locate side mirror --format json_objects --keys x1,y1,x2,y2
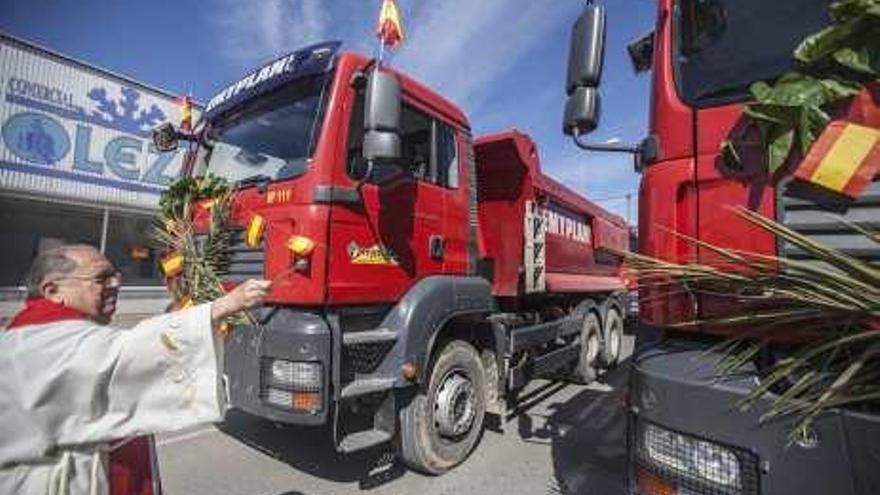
[
  {"x1": 152, "y1": 123, "x2": 180, "y2": 153},
  {"x1": 565, "y1": 4, "x2": 607, "y2": 95},
  {"x1": 363, "y1": 69, "x2": 401, "y2": 162},
  {"x1": 563, "y1": 87, "x2": 601, "y2": 136}
]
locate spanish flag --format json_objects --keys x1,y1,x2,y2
[
  {"x1": 795, "y1": 121, "x2": 880, "y2": 199},
  {"x1": 179, "y1": 94, "x2": 193, "y2": 132},
  {"x1": 161, "y1": 252, "x2": 184, "y2": 277},
  {"x1": 245, "y1": 214, "x2": 266, "y2": 248},
  {"x1": 376, "y1": 0, "x2": 404, "y2": 49}
]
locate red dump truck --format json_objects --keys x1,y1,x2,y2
[{"x1": 154, "y1": 44, "x2": 629, "y2": 473}]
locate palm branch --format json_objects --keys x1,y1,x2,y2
[
  {"x1": 153, "y1": 175, "x2": 256, "y2": 328},
  {"x1": 622, "y1": 207, "x2": 879, "y2": 442}
]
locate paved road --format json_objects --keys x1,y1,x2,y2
[{"x1": 157, "y1": 338, "x2": 633, "y2": 495}]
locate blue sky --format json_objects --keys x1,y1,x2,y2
[{"x1": 0, "y1": 0, "x2": 655, "y2": 223}]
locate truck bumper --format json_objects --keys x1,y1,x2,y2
[
  {"x1": 628, "y1": 331, "x2": 880, "y2": 495},
  {"x1": 224, "y1": 308, "x2": 332, "y2": 426}
]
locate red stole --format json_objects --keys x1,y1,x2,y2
[{"x1": 6, "y1": 298, "x2": 158, "y2": 495}]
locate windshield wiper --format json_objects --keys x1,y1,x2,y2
[{"x1": 235, "y1": 174, "x2": 273, "y2": 193}]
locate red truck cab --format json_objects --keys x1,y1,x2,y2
[{"x1": 563, "y1": 1, "x2": 880, "y2": 494}]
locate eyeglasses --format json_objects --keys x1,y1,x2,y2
[{"x1": 55, "y1": 269, "x2": 122, "y2": 286}]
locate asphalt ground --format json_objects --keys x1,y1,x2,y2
[{"x1": 156, "y1": 336, "x2": 634, "y2": 495}]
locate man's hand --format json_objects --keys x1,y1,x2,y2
[{"x1": 210, "y1": 279, "x2": 271, "y2": 323}]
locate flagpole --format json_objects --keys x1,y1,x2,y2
[{"x1": 377, "y1": 0, "x2": 385, "y2": 66}]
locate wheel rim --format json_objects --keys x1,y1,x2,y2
[
  {"x1": 608, "y1": 314, "x2": 622, "y2": 360},
  {"x1": 433, "y1": 370, "x2": 477, "y2": 438},
  {"x1": 585, "y1": 329, "x2": 600, "y2": 364}
]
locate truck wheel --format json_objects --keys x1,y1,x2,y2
[
  {"x1": 398, "y1": 340, "x2": 487, "y2": 474},
  {"x1": 599, "y1": 307, "x2": 624, "y2": 368},
  {"x1": 575, "y1": 312, "x2": 601, "y2": 384}
]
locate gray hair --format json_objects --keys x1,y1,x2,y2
[{"x1": 24, "y1": 244, "x2": 94, "y2": 297}]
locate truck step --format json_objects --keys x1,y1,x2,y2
[
  {"x1": 343, "y1": 328, "x2": 399, "y2": 346},
  {"x1": 341, "y1": 378, "x2": 396, "y2": 399},
  {"x1": 338, "y1": 429, "x2": 392, "y2": 453}
]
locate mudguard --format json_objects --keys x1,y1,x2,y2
[{"x1": 374, "y1": 276, "x2": 495, "y2": 386}]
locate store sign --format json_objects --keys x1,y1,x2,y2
[{"x1": 0, "y1": 40, "x2": 190, "y2": 207}]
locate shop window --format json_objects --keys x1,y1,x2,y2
[
  {"x1": 0, "y1": 196, "x2": 103, "y2": 286},
  {"x1": 104, "y1": 212, "x2": 163, "y2": 286},
  {"x1": 0, "y1": 196, "x2": 162, "y2": 287}
]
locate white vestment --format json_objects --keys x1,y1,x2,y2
[{"x1": 0, "y1": 304, "x2": 226, "y2": 495}]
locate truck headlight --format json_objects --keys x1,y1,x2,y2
[
  {"x1": 639, "y1": 422, "x2": 743, "y2": 491},
  {"x1": 267, "y1": 359, "x2": 322, "y2": 390},
  {"x1": 262, "y1": 359, "x2": 323, "y2": 413}
]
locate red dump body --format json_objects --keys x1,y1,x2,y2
[{"x1": 474, "y1": 130, "x2": 629, "y2": 297}]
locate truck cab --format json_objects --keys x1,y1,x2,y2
[
  {"x1": 562, "y1": 1, "x2": 880, "y2": 494},
  {"x1": 191, "y1": 42, "x2": 472, "y2": 307}
]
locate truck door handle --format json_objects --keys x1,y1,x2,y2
[{"x1": 429, "y1": 235, "x2": 444, "y2": 260}]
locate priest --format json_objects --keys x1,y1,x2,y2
[{"x1": 0, "y1": 244, "x2": 270, "y2": 495}]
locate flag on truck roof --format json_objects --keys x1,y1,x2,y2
[
  {"x1": 795, "y1": 121, "x2": 880, "y2": 199},
  {"x1": 179, "y1": 94, "x2": 193, "y2": 132},
  {"x1": 376, "y1": 0, "x2": 404, "y2": 49}
]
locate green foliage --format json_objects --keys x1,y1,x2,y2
[
  {"x1": 724, "y1": 0, "x2": 880, "y2": 175},
  {"x1": 158, "y1": 174, "x2": 230, "y2": 220}
]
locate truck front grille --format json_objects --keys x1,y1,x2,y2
[
  {"x1": 224, "y1": 228, "x2": 265, "y2": 282},
  {"x1": 629, "y1": 415, "x2": 762, "y2": 495},
  {"x1": 780, "y1": 178, "x2": 880, "y2": 263},
  {"x1": 342, "y1": 340, "x2": 395, "y2": 375}
]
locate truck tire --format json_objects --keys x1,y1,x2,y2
[
  {"x1": 398, "y1": 340, "x2": 487, "y2": 475},
  {"x1": 599, "y1": 306, "x2": 624, "y2": 368},
  {"x1": 575, "y1": 312, "x2": 601, "y2": 384}
]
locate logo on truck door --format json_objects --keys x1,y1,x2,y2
[
  {"x1": 347, "y1": 241, "x2": 399, "y2": 265},
  {"x1": 540, "y1": 205, "x2": 592, "y2": 245}
]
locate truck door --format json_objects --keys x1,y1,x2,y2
[
  {"x1": 680, "y1": 0, "x2": 831, "y2": 313},
  {"x1": 327, "y1": 87, "x2": 462, "y2": 304}
]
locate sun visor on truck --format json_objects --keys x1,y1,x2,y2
[{"x1": 203, "y1": 41, "x2": 341, "y2": 121}]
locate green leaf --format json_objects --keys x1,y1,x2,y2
[
  {"x1": 798, "y1": 105, "x2": 832, "y2": 155},
  {"x1": 796, "y1": 25, "x2": 850, "y2": 64},
  {"x1": 750, "y1": 81, "x2": 774, "y2": 101},
  {"x1": 833, "y1": 42, "x2": 880, "y2": 75},
  {"x1": 721, "y1": 140, "x2": 742, "y2": 169},
  {"x1": 830, "y1": 0, "x2": 880, "y2": 23},
  {"x1": 767, "y1": 127, "x2": 795, "y2": 174}
]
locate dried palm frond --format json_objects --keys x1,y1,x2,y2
[
  {"x1": 153, "y1": 175, "x2": 255, "y2": 327},
  {"x1": 622, "y1": 207, "x2": 879, "y2": 442}
]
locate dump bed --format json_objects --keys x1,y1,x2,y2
[{"x1": 474, "y1": 130, "x2": 628, "y2": 297}]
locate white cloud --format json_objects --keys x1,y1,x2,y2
[
  {"x1": 393, "y1": 0, "x2": 576, "y2": 113},
  {"x1": 206, "y1": 0, "x2": 576, "y2": 114},
  {"x1": 209, "y1": 0, "x2": 329, "y2": 70},
  {"x1": 541, "y1": 147, "x2": 641, "y2": 223}
]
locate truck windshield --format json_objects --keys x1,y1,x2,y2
[
  {"x1": 675, "y1": 0, "x2": 832, "y2": 106},
  {"x1": 198, "y1": 75, "x2": 329, "y2": 183}
]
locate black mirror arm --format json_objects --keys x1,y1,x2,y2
[
  {"x1": 571, "y1": 130, "x2": 640, "y2": 154},
  {"x1": 356, "y1": 160, "x2": 375, "y2": 192}
]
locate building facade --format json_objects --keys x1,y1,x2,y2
[{"x1": 0, "y1": 33, "x2": 195, "y2": 325}]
